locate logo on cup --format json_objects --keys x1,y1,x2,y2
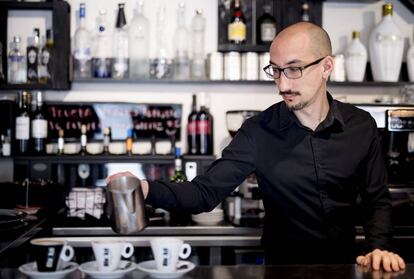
[
  {"x1": 103, "y1": 248, "x2": 110, "y2": 267},
  {"x1": 162, "y1": 248, "x2": 169, "y2": 266},
  {"x1": 46, "y1": 247, "x2": 55, "y2": 268}
]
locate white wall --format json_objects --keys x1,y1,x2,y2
[{"x1": 6, "y1": 0, "x2": 414, "y2": 156}]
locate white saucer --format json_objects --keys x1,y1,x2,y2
[
  {"x1": 136, "y1": 260, "x2": 195, "y2": 279},
  {"x1": 79, "y1": 260, "x2": 136, "y2": 279},
  {"x1": 18, "y1": 262, "x2": 78, "y2": 279}
]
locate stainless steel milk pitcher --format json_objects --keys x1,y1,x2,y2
[{"x1": 106, "y1": 176, "x2": 148, "y2": 234}]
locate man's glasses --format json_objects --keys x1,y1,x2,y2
[{"x1": 263, "y1": 57, "x2": 326, "y2": 80}]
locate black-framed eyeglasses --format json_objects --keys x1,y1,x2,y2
[{"x1": 263, "y1": 57, "x2": 326, "y2": 80}]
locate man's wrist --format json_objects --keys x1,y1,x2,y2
[{"x1": 141, "y1": 180, "x2": 149, "y2": 199}]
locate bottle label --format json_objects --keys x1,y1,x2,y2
[
  {"x1": 228, "y1": 22, "x2": 246, "y2": 41},
  {"x1": 41, "y1": 49, "x2": 51, "y2": 66},
  {"x1": 187, "y1": 121, "x2": 197, "y2": 135},
  {"x1": 197, "y1": 120, "x2": 211, "y2": 134},
  {"x1": 261, "y1": 23, "x2": 276, "y2": 42},
  {"x1": 28, "y1": 49, "x2": 38, "y2": 65},
  {"x1": 73, "y1": 48, "x2": 91, "y2": 60},
  {"x1": 31, "y1": 119, "x2": 48, "y2": 138},
  {"x1": 16, "y1": 116, "x2": 30, "y2": 140}
]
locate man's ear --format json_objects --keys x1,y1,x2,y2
[{"x1": 322, "y1": 56, "x2": 334, "y2": 80}]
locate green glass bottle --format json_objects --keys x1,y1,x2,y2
[{"x1": 170, "y1": 147, "x2": 187, "y2": 182}]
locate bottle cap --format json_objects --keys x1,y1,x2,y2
[
  {"x1": 352, "y1": 31, "x2": 360, "y2": 39},
  {"x1": 383, "y1": 3, "x2": 393, "y2": 16},
  {"x1": 127, "y1": 128, "x2": 134, "y2": 138},
  {"x1": 175, "y1": 146, "x2": 181, "y2": 157}
]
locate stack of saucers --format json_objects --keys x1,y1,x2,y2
[{"x1": 191, "y1": 208, "x2": 224, "y2": 226}]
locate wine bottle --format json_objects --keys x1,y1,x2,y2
[
  {"x1": 196, "y1": 92, "x2": 213, "y2": 155},
  {"x1": 31, "y1": 91, "x2": 47, "y2": 154},
  {"x1": 228, "y1": 0, "x2": 246, "y2": 44},
  {"x1": 187, "y1": 94, "x2": 198, "y2": 155},
  {"x1": 257, "y1": 5, "x2": 276, "y2": 44},
  {"x1": 15, "y1": 91, "x2": 31, "y2": 155},
  {"x1": 103, "y1": 127, "x2": 111, "y2": 154}
]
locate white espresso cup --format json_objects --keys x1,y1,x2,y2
[
  {"x1": 91, "y1": 240, "x2": 134, "y2": 272},
  {"x1": 150, "y1": 237, "x2": 191, "y2": 272}
]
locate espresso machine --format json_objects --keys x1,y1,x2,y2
[{"x1": 224, "y1": 110, "x2": 265, "y2": 227}]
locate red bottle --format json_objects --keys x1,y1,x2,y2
[{"x1": 196, "y1": 93, "x2": 213, "y2": 155}]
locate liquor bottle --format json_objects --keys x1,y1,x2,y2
[
  {"x1": 80, "y1": 124, "x2": 87, "y2": 155},
  {"x1": 126, "y1": 128, "x2": 133, "y2": 155},
  {"x1": 407, "y1": 41, "x2": 414, "y2": 82},
  {"x1": 103, "y1": 127, "x2": 111, "y2": 154},
  {"x1": 57, "y1": 129, "x2": 64, "y2": 155},
  {"x1": 0, "y1": 41, "x2": 4, "y2": 82},
  {"x1": 1, "y1": 130, "x2": 11, "y2": 157},
  {"x1": 173, "y1": 2, "x2": 191, "y2": 80},
  {"x1": 27, "y1": 28, "x2": 40, "y2": 83},
  {"x1": 31, "y1": 91, "x2": 47, "y2": 154},
  {"x1": 150, "y1": 5, "x2": 173, "y2": 79},
  {"x1": 196, "y1": 92, "x2": 213, "y2": 155},
  {"x1": 191, "y1": 10, "x2": 206, "y2": 80},
  {"x1": 129, "y1": 0, "x2": 150, "y2": 79},
  {"x1": 38, "y1": 29, "x2": 53, "y2": 84},
  {"x1": 228, "y1": 0, "x2": 246, "y2": 44},
  {"x1": 187, "y1": 94, "x2": 198, "y2": 155},
  {"x1": 15, "y1": 91, "x2": 31, "y2": 155},
  {"x1": 73, "y1": 3, "x2": 92, "y2": 79},
  {"x1": 170, "y1": 146, "x2": 187, "y2": 182},
  {"x1": 7, "y1": 36, "x2": 26, "y2": 84},
  {"x1": 369, "y1": 3, "x2": 404, "y2": 82},
  {"x1": 113, "y1": 3, "x2": 129, "y2": 79},
  {"x1": 301, "y1": 1, "x2": 310, "y2": 22},
  {"x1": 92, "y1": 10, "x2": 112, "y2": 78},
  {"x1": 257, "y1": 5, "x2": 276, "y2": 44},
  {"x1": 345, "y1": 31, "x2": 367, "y2": 82}
]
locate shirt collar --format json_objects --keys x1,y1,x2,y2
[{"x1": 264, "y1": 92, "x2": 345, "y2": 132}]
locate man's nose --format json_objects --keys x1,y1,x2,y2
[{"x1": 276, "y1": 72, "x2": 291, "y2": 92}]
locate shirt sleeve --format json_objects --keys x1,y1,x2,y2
[
  {"x1": 360, "y1": 117, "x2": 393, "y2": 252},
  {"x1": 146, "y1": 126, "x2": 257, "y2": 214}
]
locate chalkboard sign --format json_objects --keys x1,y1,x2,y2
[{"x1": 45, "y1": 103, "x2": 182, "y2": 140}]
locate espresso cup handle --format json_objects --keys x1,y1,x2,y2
[
  {"x1": 179, "y1": 243, "x2": 191, "y2": 259},
  {"x1": 121, "y1": 243, "x2": 134, "y2": 258},
  {"x1": 60, "y1": 245, "x2": 74, "y2": 262}
]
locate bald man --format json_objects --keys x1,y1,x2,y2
[{"x1": 108, "y1": 22, "x2": 405, "y2": 271}]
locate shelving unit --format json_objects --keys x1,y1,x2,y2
[{"x1": 0, "y1": 0, "x2": 71, "y2": 90}]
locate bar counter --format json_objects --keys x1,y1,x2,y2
[{"x1": 1, "y1": 263, "x2": 414, "y2": 279}]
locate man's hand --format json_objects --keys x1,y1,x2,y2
[
  {"x1": 106, "y1": 171, "x2": 149, "y2": 199},
  {"x1": 356, "y1": 249, "x2": 405, "y2": 272}
]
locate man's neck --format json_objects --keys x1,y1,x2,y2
[{"x1": 293, "y1": 93, "x2": 330, "y2": 131}]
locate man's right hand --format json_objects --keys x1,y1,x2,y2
[{"x1": 106, "y1": 171, "x2": 150, "y2": 199}]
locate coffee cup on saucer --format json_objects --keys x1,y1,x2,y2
[
  {"x1": 150, "y1": 237, "x2": 191, "y2": 272},
  {"x1": 30, "y1": 238, "x2": 74, "y2": 272},
  {"x1": 91, "y1": 240, "x2": 134, "y2": 272}
]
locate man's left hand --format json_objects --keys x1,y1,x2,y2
[{"x1": 356, "y1": 249, "x2": 405, "y2": 272}]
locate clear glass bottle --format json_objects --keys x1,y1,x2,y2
[
  {"x1": 129, "y1": 0, "x2": 150, "y2": 79},
  {"x1": 191, "y1": 10, "x2": 206, "y2": 80},
  {"x1": 27, "y1": 28, "x2": 40, "y2": 83},
  {"x1": 92, "y1": 10, "x2": 112, "y2": 78},
  {"x1": 38, "y1": 29, "x2": 53, "y2": 84},
  {"x1": 73, "y1": 3, "x2": 92, "y2": 79},
  {"x1": 408, "y1": 41, "x2": 414, "y2": 82},
  {"x1": 8, "y1": 36, "x2": 26, "y2": 84},
  {"x1": 228, "y1": 0, "x2": 246, "y2": 44},
  {"x1": 369, "y1": 3, "x2": 404, "y2": 82},
  {"x1": 112, "y1": 3, "x2": 129, "y2": 79},
  {"x1": 257, "y1": 5, "x2": 276, "y2": 44},
  {"x1": 345, "y1": 31, "x2": 367, "y2": 82},
  {"x1": 80, "y1": 124, "x2": 87, "y2": 155},
  {"x1": 150, "y1": 5, "x2": 173, "y2": 79},
  {"x1": 173, "y1": 2, "x2": 190, "y2": 80}
]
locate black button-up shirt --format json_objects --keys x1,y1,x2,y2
[{"x1": 147, "y1": 93, "x2": 392, "y2": 264}]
